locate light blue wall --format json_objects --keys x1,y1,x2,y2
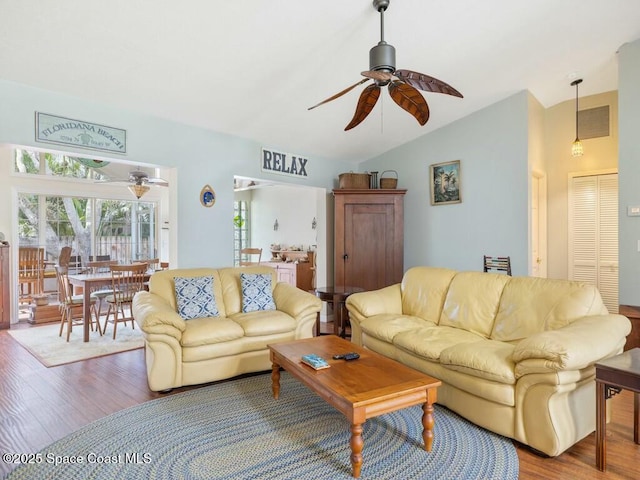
[
  {"x1": 0, "y1": 80, "x2": 353, "y2": 268},
  {"x1": 361, "y1": 92, "x2": 530, "y2": 275},
  {"x1": 619, "y1": 39, "x2": 640, "y2": 305}
]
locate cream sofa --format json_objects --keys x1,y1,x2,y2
[
  {"x1": 346, "y1": 266, "x2": 632, "y2": 456},
  {"x1": 132, "y1": 266, "x2": 321, "y2": 392}
]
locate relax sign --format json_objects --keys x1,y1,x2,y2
[{"x1": 261, "y1": 148, "x2": 308, "y2": 178}]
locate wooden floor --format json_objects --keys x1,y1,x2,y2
[{"x1": 1, "y1": 323, "x2": 638, "y2": 478}]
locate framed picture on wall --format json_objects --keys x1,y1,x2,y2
[{"x1": 430, "y1": 160, "x2": 461, "y2": 205}]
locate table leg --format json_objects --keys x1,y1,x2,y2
[
  {"x1": 596, "y1": 380, "x2": 606, "y2": 471},
  {"x1": 350, "y1": 423, "x2": 363, "y2": 478},
  {"x1": 422, "y1": 401, "x2": 435, "y2": 452},
  {"x1": 83, "y1": 285, "x2": 91, "y2": 342},
  {"x1": 331, "y1": 296, "x2": 340, "y2": 336},
  {"x1": 271, "y1": 363, "x2": 281, "y2": 400},
  {"x1": 634, "y1": 391, "x2": 639, "y2": 445}
]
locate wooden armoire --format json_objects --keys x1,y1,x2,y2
[
  {"x1": 0, "y1": 244, "x2": 9, "y2": 329},
  {"x1": 333, "y1": 189, "x2": 406, "y2": 291}
]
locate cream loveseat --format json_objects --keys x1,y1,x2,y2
[
  {"x1": 132, "y1": 266, "x2": 321, "y2": 392},
  {"x1": 346, "y1": 266, "x2": 632, "y2": 456}
]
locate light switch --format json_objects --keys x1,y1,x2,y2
[{"x1": 628, "y1": 206, "x2": 640, "y2": 216}]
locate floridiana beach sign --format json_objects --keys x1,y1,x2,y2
[{"x1": 35, "y1": 112, "x2": 127, "y2": 154}]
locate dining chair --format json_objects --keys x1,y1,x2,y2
[
  {"x1": 483, "y1": 255, "x2": 512, "y2": 276},
  {"x1": 55, "y1": 265, "x2": 101, "y2": 341},
  {"x1": 87, "y1": 259, "x2": 119, "y2": 320},
  {"x1": 240, "y1": 247, "x2": 262, "y2": 266},
  {"x1": 18, "y1": 247, "x2": 45, "y2": 301},
  {"x1": 103, "y1": 263, "x2": 148, "y2": 339}
]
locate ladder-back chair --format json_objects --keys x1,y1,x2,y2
[
  {"x1": 18, "y1": 247, "x2": 45, "y2": 300},
  {"x1": 483, "y1": 256, "x2": 512, "y2": 276},
  {"x1": 55, "y1": 265, "x2": 101, "y2": 341},
  {"x1": 240, "y1": 248, "x2": 262, "y2": 266},
  {"x1": 103, "y1": 263, "x2": 148, "y2": 339},
  {"x1": 87, "y1": 259, "x2": 119, "y2": 320}
]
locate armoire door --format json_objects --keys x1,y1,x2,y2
[{"x1": 334, "y1": 190, "x2": 406, "y2": 291}]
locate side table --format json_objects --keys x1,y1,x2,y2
[
  {"x1": 313, "y1": 286, "x2": 364, "y2": 338},
  {"x1": 595, "y1": 347, "x2": 640, "y2": 471}
]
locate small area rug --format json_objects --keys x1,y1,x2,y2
[
  {"x1": 7, "y1": 323, "x2": 144, "y2": 367},
  {"x1": 5, "y1": 373, "x2": 518, "y2": 480}
]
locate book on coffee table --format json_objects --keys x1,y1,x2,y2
[{"x1": 301, "y1": 353, "x2": 330, "y2": 370}]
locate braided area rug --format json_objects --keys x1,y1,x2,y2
[{"x1": 4, "y1": 372, "x2": 518, "y2": 480}]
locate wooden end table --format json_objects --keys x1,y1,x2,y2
[
  {"x1": 269, "y1": 335, "x2": 441, "y2": 478},
  {"x1": 313, "y1": 286, "x2": 364, "y2": 338},
  {"x1": 595, "y1": 348, "x2": 640, "y2": 471}
]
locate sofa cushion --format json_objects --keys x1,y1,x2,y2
[
  {"x1": 400, "y1": 267, "x2": 457, "y2": 323},
  {"x1": 439, "y1": 340, "x2": 516, "y2": 384},
  {"x1": 149, "y1": 268, "x2": 226, "y2": 317},
  {"x1": 230, "y1": 310, "x2": 297, "y2": 337},
  {"x1": 393, "y1": 326, "x2": 485, "y2": 361},
  {"x1": 219, "y1": 266, "x2": 277, "y2": 316},
  {"x1": 180, "y1": 316, "x2": 245, "y2": 347},
  {"x1": 359, "y1": 314, "x2": 435, "y2": 344},
  {"x1": 439, "y1": 272, "x2": 509, "y2": 338},
  {"x1": 174, "y1": 275, "x2": 219, "y2": 320},
  {"x1": 240, "y1": 273, "x2": 276, "y2": 312},
  {"x1": 491, "y1": 276, "x2": 608, "y2": 342}
]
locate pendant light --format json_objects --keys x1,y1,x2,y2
[
  {"x1": 128, "y1": 183, "x2": 150, "y2": 199},
  {"x1": 570, "y1": 78, "x2": 583, "y2": 157}
]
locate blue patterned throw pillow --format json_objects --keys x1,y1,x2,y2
[
  {"x1": 240, "y1": 273, "x2": 276, "y2": 313},
  {"x1": 174, "y1": 276, "x2": 219, "y2": 320}
]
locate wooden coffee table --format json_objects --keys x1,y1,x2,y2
[
  {"x1": 595, "y1": 348, "x2": 640, "y2": 471},
  {"x1": 268, "y1": 335, "x2": 441, "y2": 478}
]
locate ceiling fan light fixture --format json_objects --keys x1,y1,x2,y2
[
  {"x1": 369, "y1": 42, "x2": 396, "y2": 73},
  {"x1": 128, "y1": 184, "x2": 150, "y2": 199}
]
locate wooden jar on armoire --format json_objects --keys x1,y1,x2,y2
[{"x1": 333, "y1": 189, "x2": 407, "y2": 291}]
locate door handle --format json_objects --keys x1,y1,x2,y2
[{"x1": 343, "y1": 254, "x2": 349, "y2": 260}]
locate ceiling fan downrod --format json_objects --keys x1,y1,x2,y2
[{"x1": 369, "y1": 0, "x2": 395, "y2": 75}]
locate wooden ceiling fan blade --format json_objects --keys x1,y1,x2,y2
[
  {"x1": 388, "y1": 80, "x2": 430, "y2": 126},
  {"x1": 361, "y1": 70, "x2": 394, "y2": 82},
  {"x1": 344, "y1": 84, "x2": 381, "y2": 131},
  {"x1": 145, "y1": 178, "x2": 169, "y2": 187},
  {"x1": 395, "y1": 69, "x2": 463, "y2": 98},
  {"x1": 308, "y1": 78, "x2": 370, "y2": 110}
]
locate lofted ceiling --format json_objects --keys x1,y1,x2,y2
[{"x1": 1, "y1": 1, "x2": 640, "y2": 163}]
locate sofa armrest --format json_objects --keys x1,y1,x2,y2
[
  {"x1": 513, "y1": 314, "x2": 632, "y2": 371},
  {"x1": 273, "y1": 283, "x2": 322, "y2": 320},
  {"x1": 133, "y1": 291, "x2": 186, "y2": 341},
  {"x1": 346, "y1": 284, "x2": 402, "y2": 321}
]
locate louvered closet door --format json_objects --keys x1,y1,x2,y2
[{"x1": 569, "y1": 173, "x2": 618, "y2": 313}]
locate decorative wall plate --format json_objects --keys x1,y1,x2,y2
[{"x1": 200, "y1": 185, "x2": 216, "y2": 207}]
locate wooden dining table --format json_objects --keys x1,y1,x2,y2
[{"x1": 67, "y1": 270, "x2": 151, "y2": 342}]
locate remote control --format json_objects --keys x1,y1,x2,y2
[{"x1": 333, "y1": 352, "x2": 360, "y2": 361}]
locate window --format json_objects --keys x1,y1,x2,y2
[
  {"x1": 18, "y1": 194, "x2": 157, "y2": 265},
  {"x1": 15, "y1": 149, "x2": 159, "y2": 266},
  {"x1": 233, "y1": 200, "x2": 249, "y2": 266}
]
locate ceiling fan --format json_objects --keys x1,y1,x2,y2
[
  {"x1": 97, "y1": 169, "x2": 168, "y2": 199},
  {"x1": 308, "y1": 0, "x2": 463, "y2": 131}
]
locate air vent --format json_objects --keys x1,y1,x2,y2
[{"x1": 578, "y1": 105, "x2": 610, "y2": 139}]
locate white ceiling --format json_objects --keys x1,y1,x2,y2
[{"x1": 2, "y1": 0, "x2": 640, "y2": 163}]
